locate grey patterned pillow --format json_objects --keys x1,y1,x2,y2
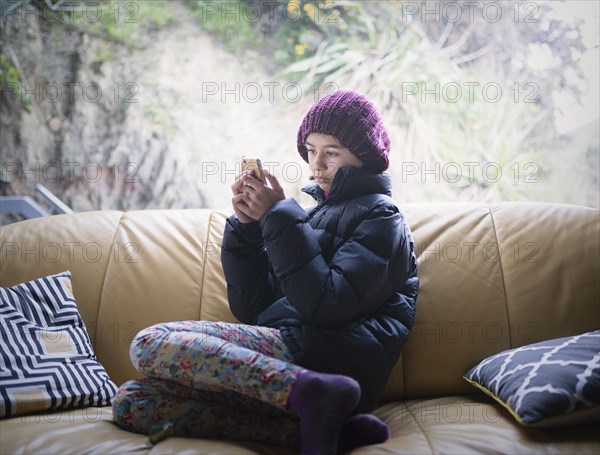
[{"x1": 464, "y1": 330, "x2": 600, "y2": 428}]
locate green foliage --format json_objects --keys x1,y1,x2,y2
[
  {"x1": 0, "y1": 55, "x2": 31, "y2": 111},
  {"x1": 187, "y1": 0, "x2": 355, "y2": 69},
  {"x1": 2, "y1": 1, "x2": 179, "y2": 47},
  {"x1": 144, "y1": 97, "x2": 178, "y2": 138},
  {"x1": 89, "y1": 47, "x2": 115, "y2": 72},
  {"x1": 277, "y1": 0, "x2": 595, "y2": 205},
  {"x1": 189, "y1": 0, "x2": 261, "y2": 54},
  {"x1": 68, "y1": 0, "x2": 179, "y2": 47},
  {"x1": 1, "y1": 0, "x2": 180, "y2": 117}
]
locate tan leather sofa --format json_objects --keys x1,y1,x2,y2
[{"x1": 1, "y1": 202, "x2": 599, "y2": 454}]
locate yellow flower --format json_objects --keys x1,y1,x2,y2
[
  {"x1": 287, "y1": 1, "x2": 300, "y2": 14},
  {"x1": 304, "y1": 2, "x2": 317, "y2": 22},
  {"x1": 295, "y1": 44, "x2": 306, "y2": 56}
]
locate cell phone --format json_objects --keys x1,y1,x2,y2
[{"x1": 241, "y1": 156, "x2": 266, "y2": 184}]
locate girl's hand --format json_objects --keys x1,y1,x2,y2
[
  {"x1": 264, "y1": 169, "x2": 285, "y2": 199},
  {"x1": 231, "y1": 172, "x2": 256, "y2": 224},
  {"x1": 236, "y1": 170, "x2": 285, "y2": 221}
]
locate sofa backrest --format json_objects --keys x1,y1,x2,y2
[{"x1": 1, "y1": 203, "x2": 598, "y2": 401}]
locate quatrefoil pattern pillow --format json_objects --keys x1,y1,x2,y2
[{"x1": 464, "y1": 330, "x2": 600, "y2": 428}]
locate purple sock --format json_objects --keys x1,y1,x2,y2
[
  {"x1": 338, "y1": 414, "x2": 391, "y2": 452},
  {"x1": 287, "y1": 370, "x2": 361, "y2": 455}
]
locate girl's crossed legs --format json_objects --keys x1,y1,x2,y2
[
  {"x1": 113, "y1": 321, "x2": 389, "y2": 454},
  {"x1": 113, "y1": 321, "x2": 302, "y2": 447}
]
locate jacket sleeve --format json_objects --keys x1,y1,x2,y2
[
  {"x1": 259, "y1": 198, "x2": 414, "y2": 327},
  {"x1": 220, "y1": 215, "x2": 278, "y2": 325}
]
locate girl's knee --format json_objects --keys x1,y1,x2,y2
[
  {"x1": 129, "y1": 323, "x2": 173, "y2": 369},
  {"x1": 112, "y1": 379, "x2": 155, "y2": 434},
  {"x1": 130, "y1": 321, "x2": 207, "y2": 348},
  {"x1": 113, "y1": 379, "x2": 149, "y2": 406},
  {"x1": 131, "y1": 322, "x2": 172, "y2": 345}
]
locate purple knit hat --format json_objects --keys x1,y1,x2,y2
[{"x1": 297, "y1": 90, "x2": 391, "y2": 172}]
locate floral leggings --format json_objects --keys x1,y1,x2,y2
[{"x1": 112, "y1": 321, "x2": 305, "y2": 448}]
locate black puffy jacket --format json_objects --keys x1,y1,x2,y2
[{"x1": 221, "y1": 166, "x2": 418, "y2": 412}]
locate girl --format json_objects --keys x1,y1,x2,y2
[{"x1": 113, "y1": 90, "x2": 419, "y2": 454}]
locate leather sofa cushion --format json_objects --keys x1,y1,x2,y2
[{"x1": 2, "y1": 396, "x2": 599, "y2": 454}]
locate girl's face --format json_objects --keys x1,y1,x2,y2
[{"x1": 306, "y1": 133, "x2": 363, "y2": 194}]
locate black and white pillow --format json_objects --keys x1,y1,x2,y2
[
  {"x1": 0, "y1": 271, "x2": 117, "y2": 418},
  {"x1": 464, "y1": 330, "x2": 600, "y2": 428}
]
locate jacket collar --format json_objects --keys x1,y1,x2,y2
[{"x1": 301, "y1": 166, "x2": 392, "y2": 204}]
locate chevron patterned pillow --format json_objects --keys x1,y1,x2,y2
[
  {"x1": 464, "y1": 330, "x2": 600, "y2": 428},
  {"x1": 0, "y1": 271, "x2": 117, "y2": 418}
]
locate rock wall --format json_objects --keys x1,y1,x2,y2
[
  {"x1": 0, "y1": 3, "x2": 223, "y2": 214},
  {"x1": 1, "y1": 1, "x2": 316, "y2": 221}
]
